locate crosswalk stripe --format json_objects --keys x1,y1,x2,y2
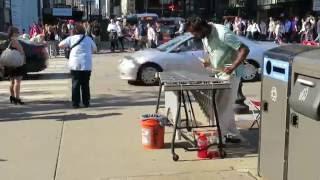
[{"x1": 0, "y1": 57, "x2": 70, "y2": 101}]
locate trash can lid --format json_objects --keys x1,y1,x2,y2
[{"x1": 264, "y1": 45, "x2": 316, "y2": 62}]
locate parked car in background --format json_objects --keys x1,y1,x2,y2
[
  {"x1": 0, "y1": 32, "x2": 49, "y2": 79},
  {"x1": 119, "y1": 33, "x2": 279, "y2": 85}
]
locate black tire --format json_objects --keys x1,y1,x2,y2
[
  {"x1": 241, "y1": 61, "x2": 260, "y2": 82},
  {"x1": 137, "y1": 63, "x2": 162, "y2": 86}
]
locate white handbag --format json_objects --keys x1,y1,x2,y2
[{"x1": 0, "y1": 42, "x2": 25, "y2": 67}]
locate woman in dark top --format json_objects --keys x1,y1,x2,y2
[{"x1": 5, "y1": 26, "x2": 25, "y2": 105}]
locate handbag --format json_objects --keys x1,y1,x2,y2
[
  {"x1": 65, "y1": 35, "x2": 86, "y2": 59},
  {"x1": 0, "y1": 42, "x2": 25, "y2": 67}
]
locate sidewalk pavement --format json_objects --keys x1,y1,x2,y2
[{"x1": 0, "y1": 54, "x2": 260, "y2": 180}]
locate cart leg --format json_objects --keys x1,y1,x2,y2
[
  {"x1": 212, "y1": 90, "x2": 226, "y2": 158},
  {"x1": 186, "y1": 91, "x2": 198, "y2": 127},
  {"x1": 181, "y1": 91, "x2": 191, "y2": 131},
  {"x1": 171, "y1": 91, "x2": 181, "y2": 161},
  {"x1": 155, "y1": 83, "x2": 163, "y2": 113}
]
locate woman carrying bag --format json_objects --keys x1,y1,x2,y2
[
  {"x1": 59, "y1": 23, "x2": 97, "y2": 108},
  {"x1": 1, "y1": 27, "x2": 26, "y2": 105}
]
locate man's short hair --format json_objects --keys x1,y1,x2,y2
[
  {"x1": 185, "y1": 16, "x2": 208, "y2": 32},
  {"x1": 73, "y1": 23, "x2": 85, "y2": 35}
]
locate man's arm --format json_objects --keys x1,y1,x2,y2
[
  {"x1": 58, "y1": 37, "x2": 70, "y2": 49},
  {"x1": 224, "y1": 44, "x2": 250, "y2": 74}
]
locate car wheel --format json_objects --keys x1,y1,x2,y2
[
  {"x1": 241, "y1": 62, "x2": 259, "y2": 82},
  {"x1": 138, "y1": 64, "x2": 161, "y2": 85}
]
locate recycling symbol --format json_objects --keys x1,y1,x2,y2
[
  {"x1": 271, "y1": 86, "x2": 277, "y2": 102},
  {"x1": 298, "y1": 87, "x2": 309, "y2": 102}
]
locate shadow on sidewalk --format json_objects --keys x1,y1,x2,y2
[
  {"x1": 24, "y1": 73, "x2": 70, "y2": 80},
  {"x1": 0, "y1": 92, "x2": 160, "y2": 122}
]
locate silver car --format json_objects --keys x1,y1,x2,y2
[{"x1": 119, "y1": 33, "x2": 278, "y2": 85}]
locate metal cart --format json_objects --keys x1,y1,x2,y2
[{"x1": 155, "y1": 71, "x2": 231, "y2": 161}]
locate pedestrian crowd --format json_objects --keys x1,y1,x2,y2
[{"x1": 224, "y1": 14, "x2": 320, "y2": 44}]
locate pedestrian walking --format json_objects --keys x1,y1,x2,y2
[
  {"x1": 314, "y1": 17, "x2": 320, "y2": 42},
  {"x1": 290, "y1": 16, "x2": 300, "y2": 42},
  {"x1": 186, "y1": 17, "x2": 249, "y2": 143},
  {"x1": 116, "y1": 21, "x2": 125, "y2": 51},
  {"x1": 246, "y1": 21, "x2": 253, "y2": 39},
  {"x1": 3, "y1": 27, "x2": 26, "y2": 105},
  {"x1": 147, "y1": 23, "x2": 156, "y2": 48},
  {"x1": 58, "y1": 23, "x2": 97, "y2": 108},
  {"x1": 275, "y1": 20, "x2": 285, "y2": 44},
  {"x1": 133, "y1": 24, "x2": 140, "y2": 51},
  {"x1": 138, "y1": 21, "x2": 147, "y2": 49},
  {"x1": 251, "y1": 20, "x2": 260, "y2": 40},
  {"x1": 175, "y1": 20, "x2": 185, "y2": 36},
  {"x1": 107, "y1": 19, "x2": 118, "y2": 52},
  {"x1": 260, "y1": 20, "x2": 267, "y2": 40},
  {"x1": 91, "y1": 20, "x2": 101, "y2": 52},
  {"x1": 268, "y1": 17, "x2": 276, "y2": 40},
  {"x1": 155, "y1": 21, "x2": 162, "y2": 46},
  {"x1": 284, "y1": 18, "x2": 292, "y2": 42}
]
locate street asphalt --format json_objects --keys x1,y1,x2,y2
[{"x1": 0, "y1": 52, "x2": 261, "y2": 180}]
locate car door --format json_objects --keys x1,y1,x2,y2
[
  {"x1": 165, "y1": 38, "x2": 206, "y2": 72},
  {"x1": 181, "y1": 38, "x2": 206, "y2": 73}
]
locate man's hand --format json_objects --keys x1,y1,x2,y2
[
  {"x1": 223, "y1": 66, "x2": 235, "y2": 74},
  {"x1": 202, "y1": 61, "x2": 211, "y2": 68}
]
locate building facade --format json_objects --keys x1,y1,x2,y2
[
  {"x1": 134, "y1": 0, "x2": 217, "y2": 19},
  {"x1": 257, "y1": 0, "x2": 314, "y2": 20}
]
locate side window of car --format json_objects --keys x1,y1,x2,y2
[
  {"x1": 192, "y1": 38, "x2": 204, "y2": 50},
  {"x1": 173, "y1": 41, "x2": 189, "y2": 52}
]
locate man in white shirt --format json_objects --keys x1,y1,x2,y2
[
  {"x1": 107, "y1": 19, "x2": 118, "y2": 52},
  {"x1": 268, "y1": 17, "x2": 276, "y2": 40},
  {"x1": 147, "y1": 23, "x2": 156, "y2": 48},
  {"x1": 175, "y1": 20, "x2": 185, "y2": 36},
  {"x1": 59, "y1": 23, "x2": 97, "y2": 108}
]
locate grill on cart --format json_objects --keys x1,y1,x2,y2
[{"x1": 155, "y1": 71, "x2": 231, "y2": 161}]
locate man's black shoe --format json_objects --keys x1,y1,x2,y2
[{"x1": 72, "y1": 104, "x2": 80, "y2": 109}]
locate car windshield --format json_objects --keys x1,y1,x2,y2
[{"x1": 157, "y1": 34, "x2": 190, "y2": 52}]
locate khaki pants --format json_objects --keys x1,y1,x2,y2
[{"x1": 215, "y1": 76, "x2": 241, "y2": 138}]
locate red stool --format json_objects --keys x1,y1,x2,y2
[{"x1": 249, "y1": 99, "x2": 261, "y2": 129}]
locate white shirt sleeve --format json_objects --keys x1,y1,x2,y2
[
  {"x1": 107, "y1": 24, "x2": 111, "y2": 32},
  {"x1": 58, "y1": 36, "x2": 71, "y2": 48}
]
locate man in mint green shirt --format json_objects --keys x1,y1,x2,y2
[{"x1": 186, "y1": 17, "x2": 250, "y2": 143}]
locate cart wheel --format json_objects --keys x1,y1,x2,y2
[
  {"x1": 220, "y1": 150, "x2": 227, "y2": 158},
  {"x1": 172, "y1": 154, "x2": 179, "y2": 161}
]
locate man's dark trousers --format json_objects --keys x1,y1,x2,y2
[{"x1": 71, "y1": 70, "x2": 91, "y2": 107}]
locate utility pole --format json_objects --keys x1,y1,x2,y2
[
  {"x1": 89, "y1": 1, "x2": 91, "y2": 21},
  {"x1": 161, "y1": 0, "x2": 164, "y2": 16},
  {"x1": 99, "y1": 0, "x2": 102, "y2": 20},
  {"x1": 86, "y1": 1, "x2": 89, "y2": 21},
  {"x1": 145, "y1": 0, "x2": 148, "y2": 13}
]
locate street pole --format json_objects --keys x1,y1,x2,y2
[
  {"x1": 86, "y1": 1, "x2": 89, "y2": 21},
  {"x1": 99, "y1": 0, "x2": 102, "y2": 20},
  {"x1": 89, "y1": 1, "x2": 91, "y2": 21},
  {"x1": 146, "y1": 0, "x2": 148, "y2": 13},
  {"x1": 161, "y1": 0, "x2": 164, "y2": 17}
]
